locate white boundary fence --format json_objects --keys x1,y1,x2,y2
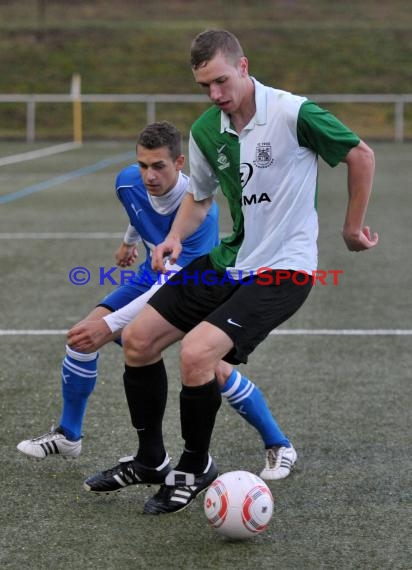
[{"x1": 0, "y1": 92, "x2": 411, "y2": 143}]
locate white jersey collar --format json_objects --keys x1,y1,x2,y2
[{"x1": 220, "y1": 77, "x2": 267, "y2": 134}]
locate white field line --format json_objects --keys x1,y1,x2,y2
[
  {"x1": 0, "y1": 232, "x2": 124, "y2": 239},
  {"x1": 0, "y1": 232, "x2": 228, "y2": 239},
  {"x1": 0, "y1": 142, "x2": 81, "y2": 167},
  {"x1": 270, "y1": 329, "x2": 412, "y2": 335},
  {"x1": 0, "y1": 330, "x2": 68, "y2": 335},
  {"x1": 1, "y1": 329, "x2": 411, "y2": 336}
]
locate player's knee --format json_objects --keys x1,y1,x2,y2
[
  {"x1": 180, "y1": 338, "x2": 208, "y2": 372},
  {"x1": 122, "y1": 325, "x2": 153, "y2": 361}
]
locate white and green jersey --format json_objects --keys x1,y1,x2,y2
[{"x1": 188, "y1": 78, "x2": 360, "y2": 277}]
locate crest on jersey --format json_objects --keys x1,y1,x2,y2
[
  {"x1": 253, "y1": 142, "x2": 274, "y2": 168},
  {"x1": 217, "y1": 145, "x2": 230, "y2": 170}
]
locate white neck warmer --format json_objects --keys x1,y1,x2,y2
[{"x1": 147, "y1": 171, "x2": 187, "y2": 215}]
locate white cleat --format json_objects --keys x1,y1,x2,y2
[
  {"x1": 17, "y1": 427, "x2": 82, "y2": 460},
  {"x1": 259, "y1": 445, "x2": 297, "y2": 480}
]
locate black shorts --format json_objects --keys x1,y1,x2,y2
[{"x1": 147, "y1": 255, "x2": 313, "y2": 364}]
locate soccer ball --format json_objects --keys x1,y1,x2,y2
[{"x1": 204, "y1": 470, "x2": 274, "y2": 540}]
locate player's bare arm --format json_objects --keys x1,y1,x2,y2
[
  {"x1": 152, "y1": 193, "x2": 213, "y2": 271},
  {"x1": 341, "y1": 140, "x2": 379, "y2": 251},
  {"x1": 67, "y1": 319, "x2": 119, "y2": 353}
]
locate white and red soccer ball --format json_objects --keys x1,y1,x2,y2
[{"x1": 204, "y1": 470, "x2": 274, "y2": 540}]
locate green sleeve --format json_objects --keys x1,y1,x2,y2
[{"x1": 297, "y1": 100, "x2": 360, "y2": 167}]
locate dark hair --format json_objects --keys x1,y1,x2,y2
[
  {"x1": 190, "y1": 29, "x2": 244, "y2": 70},
  {"x1": 137, "y1": 121, "x2": 182, "y2": 160}
]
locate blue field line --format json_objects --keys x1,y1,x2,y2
[{"x1": 0, "y1": 150, "x2": 136, "y2": 204}]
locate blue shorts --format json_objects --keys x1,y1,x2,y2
[{"x1": 97, "y1": 281, "x2": 151, "y2": 312}]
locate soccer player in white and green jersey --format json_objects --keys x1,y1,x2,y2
[
  {"x1": 17, "y1": 122, "x2": 291, "y2": 478},
  {"x1": 85, "y1": 29, "x2": 378, "y2": 515}
]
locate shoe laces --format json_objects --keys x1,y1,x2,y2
[
  {"x1": 30, "y1": 425, "x2": 62, "y2": 443},
  {"x1": 266, "y1": 446, "x2": 281, "y2": 469}
]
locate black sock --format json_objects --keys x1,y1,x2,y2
[
  {"x1": 175, "y1": 378, "x2": 222, "y2": 474},
  {"x1": 123, "y1": 360, "x2": 168, "y2": 467}
]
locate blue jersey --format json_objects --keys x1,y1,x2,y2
[{"x1": 116, "y1": 164, "x2": 219, "y2": 287}]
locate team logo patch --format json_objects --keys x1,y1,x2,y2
[
  {"x1": 217, "y1": 148, "x2": 230, "y2": 170},
  {"x1": 253, "y1": 142, "x2": 274, "y2": 168}
]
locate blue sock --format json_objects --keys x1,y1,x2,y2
[
  {"x1": 59, "y1": 346, "x2": 98, "y2": 441},
  {"x1": 221, "y1": 369, "x2": 290, "y2": 448}
]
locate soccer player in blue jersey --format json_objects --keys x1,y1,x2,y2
[
  {"x1": 17, "y1": 121, "x2": 291, "y2": 481},
  {"x1": 85, "y1": 30, "x2": 378, "y2": 514}
]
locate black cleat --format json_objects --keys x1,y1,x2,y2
[
  {"x1": 84, "y1": 454, "x2": 171, "y2": 494},
  {"x1": 143, "y1": 455, "x2": 218, "y2": 515}
]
